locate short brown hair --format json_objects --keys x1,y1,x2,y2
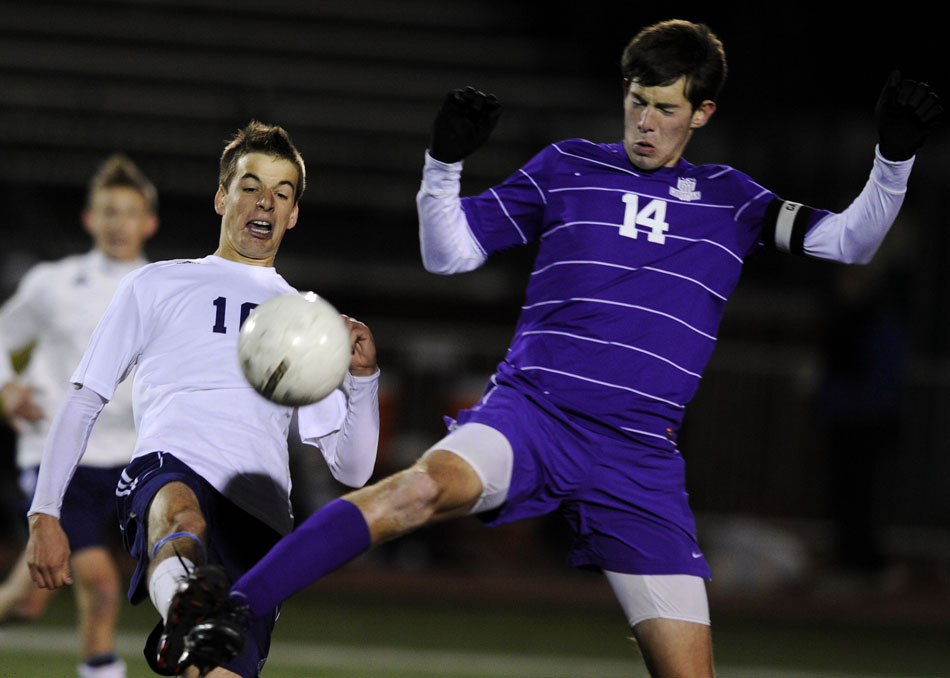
[
  {"x1": 219, "y1": 121, "x2": 306, "y2": 203},
  {"x1": 621, "y1": 19, "x2": 727, "y2": 109},
  {"x1": 87, "y1": 154, "x2": 158, "y2": 213}
]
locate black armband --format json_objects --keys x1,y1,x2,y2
[{"x1": 761, "y1": 198, "x2": 817, "y2": 256}]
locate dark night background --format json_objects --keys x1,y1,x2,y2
[{"x1": 0, "y1": 0, "x2": 948, "y2": 613}]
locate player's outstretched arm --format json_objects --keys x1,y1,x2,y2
[
  {"x1": 798, "y1": 72, "x2": 943, "y2": 264},
  {"x1": 428, "y1": 86, "x2": 502, "y2": 163},
  {"x1": 417, "y1": 87, "x2": 499, "y2": 275},
  {"x1": 876, "y1": 70, "x2": 944, "y2": 161}
]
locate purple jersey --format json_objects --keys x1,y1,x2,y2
[{"x1": 462, "y1": 139, "x2": 830, "y2": 447}]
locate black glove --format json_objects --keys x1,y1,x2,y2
[
  {"x1": 429, "y1": 86, "x2": 502, "y2": 163},
  {"x1": 876, "y1": 70, "x2": 944, "y2": 161}
]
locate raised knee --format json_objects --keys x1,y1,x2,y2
[
  {"x1": 168, "y1": 508, "x2": 207, "y2": 539},
  {"x1": 149, "y1": 511, "x2": 207, "y2": 563},
  {"x1": 147, "y1": 482, "x2": 208, "y2": 561},
  {"x1": 356, "y1": 465, "x2": 442, "y2": 531},
  {"x1": 398, "y1": 465, "x2": 444, "y2": 517}
]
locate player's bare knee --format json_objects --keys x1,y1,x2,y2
[
  {"x1": 82, "y1": 581, "x2": 120, "y2": 618},
  {"x1": 384, "y1": 465, "x2": 442, "y2": 518},
  {"x1": 154, "y1": 526, "x2": 206, "y2": 564},
  {"x1": 420, "y1": 449, "x2": 484, "y2": 515},
  {"x1": 147, "y1": 482, "x2": 208, "y2": 562},
  {"x1": 352, "y1": 464, "x2": 445, "y2": 534},
  {"x1": 147, "y1": 509, "x2": 207, "y2": 564},
  {"x1": 401, "y1": 463, "x2": 445, "y2": 519},
  {"x1": 392, "y1": 456, "x2": 481, "y2": 525},
  {"x1": 73, "y1": 563, "x2": 120, "y2": 598},
  {"x1": 169, "y1": 507, "x2": 207, "y2": 538}
]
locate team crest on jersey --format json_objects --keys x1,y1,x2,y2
[{"x1": 669, "y1": 177, "x2": 701, "y2": 202}]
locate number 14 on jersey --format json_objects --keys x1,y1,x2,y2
[{"x1": 620, "y1": 194, "x2": 669, "y2": 244}]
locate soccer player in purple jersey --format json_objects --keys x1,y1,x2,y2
[{"x1": 191, "y1": 19, "x2": 942, "y2": 677}]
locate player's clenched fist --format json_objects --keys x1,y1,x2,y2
[
  {"x1": 876, "y1": 70, "x2": 944, "y2": 161},
  {"x1": 342, "y1": 315, "x2": 378, "y2": 377},
  {"x1": 429, "y1": 86, "x2": 502, "y2": 163}
]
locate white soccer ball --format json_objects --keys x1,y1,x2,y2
[{"x1": 238, "y1": 291, "x2": 352, "y2": 406}]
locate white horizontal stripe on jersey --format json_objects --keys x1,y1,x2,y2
[
  {"x1": 531, "y1": 259, "x2": 728, "y2": 301},
  {"x1": 489, "y1": 186, "x2": 528, "y2": 244},
  {"x1": 641, "y1": 265, "x2": 728, "y2": 300},
  {"x1": 539, "y1": 219, "x2": 744, "y2": 263},
  {"x1": 736, "y1": 188, "x2": 772, "y2": 222},
  {"x1": 469, "y1": 377, "x2": 500, "y2": 411},
  {"x1": 518, "y1": 168, "x2": 547, "y2": 204},
  {"x1": 542, "y1": 220, "x2": 617, "y2": 238},
  {"x1": 549, "y1": 185, "x2": 736, "y2": 213},
  {"x1": 552, "y1": 142, "x2": 644, "y2": 178},
  {"x1": 518, "y1": 365, "x2": 685, "y2": 408},
  {"x1": 707, "y1": 166, "x2": 735, "y2": 180},
  {"x1": 521, "y1": 297, "x2": 718, "y2": 341},
  {"x1": 519, "y1": 329, "x2": 702, "y2": 378},
  {"x1": 620, "y1": 425, "x2": 676, "y2": 444}
]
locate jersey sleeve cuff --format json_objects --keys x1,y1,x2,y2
[
  {"x1": 421, "y1": 152, "x2": 464, "y2": 196},
  {"x1": 872, "y1": 146, "x2": 914, "y2": 193}
]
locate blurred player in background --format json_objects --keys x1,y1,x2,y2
[
  {"x1": 25, "y1": 121, "x2": 379, "y2": 678},
  {"x1": 181, "y1": 19, "x2": 941, "y2": 678},
  {"x1": 0, "y1": 154, "x2": 159, "y2": 678}
]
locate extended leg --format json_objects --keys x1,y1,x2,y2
[
  {"x1": 230, "y1": 448, "x2": 485, "y2": 617},
  {"x1": 349, "y1": 448, "x2": 485, "y2": 543}
]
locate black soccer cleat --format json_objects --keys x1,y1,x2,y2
[
  {"x1": 154, "y1": 564, "x2": 232, "y2": 675},
  {"x1": 177, "y1": 601, "x2": 250, "y2": 677}
]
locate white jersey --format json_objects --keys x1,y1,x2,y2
[
  {"x1": 0, "y1": 249, "x2": 143, "y2": 468},
  {"x1": 69, "y1": 254, "x2": 367, "y2": 534}
]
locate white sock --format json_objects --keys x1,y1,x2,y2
[
  {"x1": 77, "y1": 657, "x2": 126, "y2": 678},
  {"x1": 148, "y1": 557, "x2": 194, "y2": 623}
]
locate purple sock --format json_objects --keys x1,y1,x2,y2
[{"x1": 232, "y1": 498, "x2": 370, "y2": 616}]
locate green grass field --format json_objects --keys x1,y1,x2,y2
[{"x1": 1, "y1": 581, "x2": 948, "y2": 677}]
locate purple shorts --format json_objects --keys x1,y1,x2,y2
[
  {"x1": 116, "y1": 451, "x2": 282, "y2": 678},
  {"x1": 455, "y1": 381, "x2": 710, "y2": 578},
  {"x1": 21, "y1": 464, "x2": 123, "y2": 552}
]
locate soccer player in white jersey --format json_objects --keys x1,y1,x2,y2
[
  {"x1": 24, "y1": 121, "x2": 381, "y2": 678},
  {"x1": 0, "y1": 154, "x2": 158, "y2": 678}
]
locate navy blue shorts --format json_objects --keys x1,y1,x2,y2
[
  {"x1": 116, "y1": 451, "x2": 282, "y2": 678},
  {"x1": 455, "y1": 381, "x2": 711, "y2": 578},
  {"x1": 20, "y1": 465, "x2": 123, "y2": 552}
]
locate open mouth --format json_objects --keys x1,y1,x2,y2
[{"x1": 247, "y1": 220, "x2": 273, "y2": 238}]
